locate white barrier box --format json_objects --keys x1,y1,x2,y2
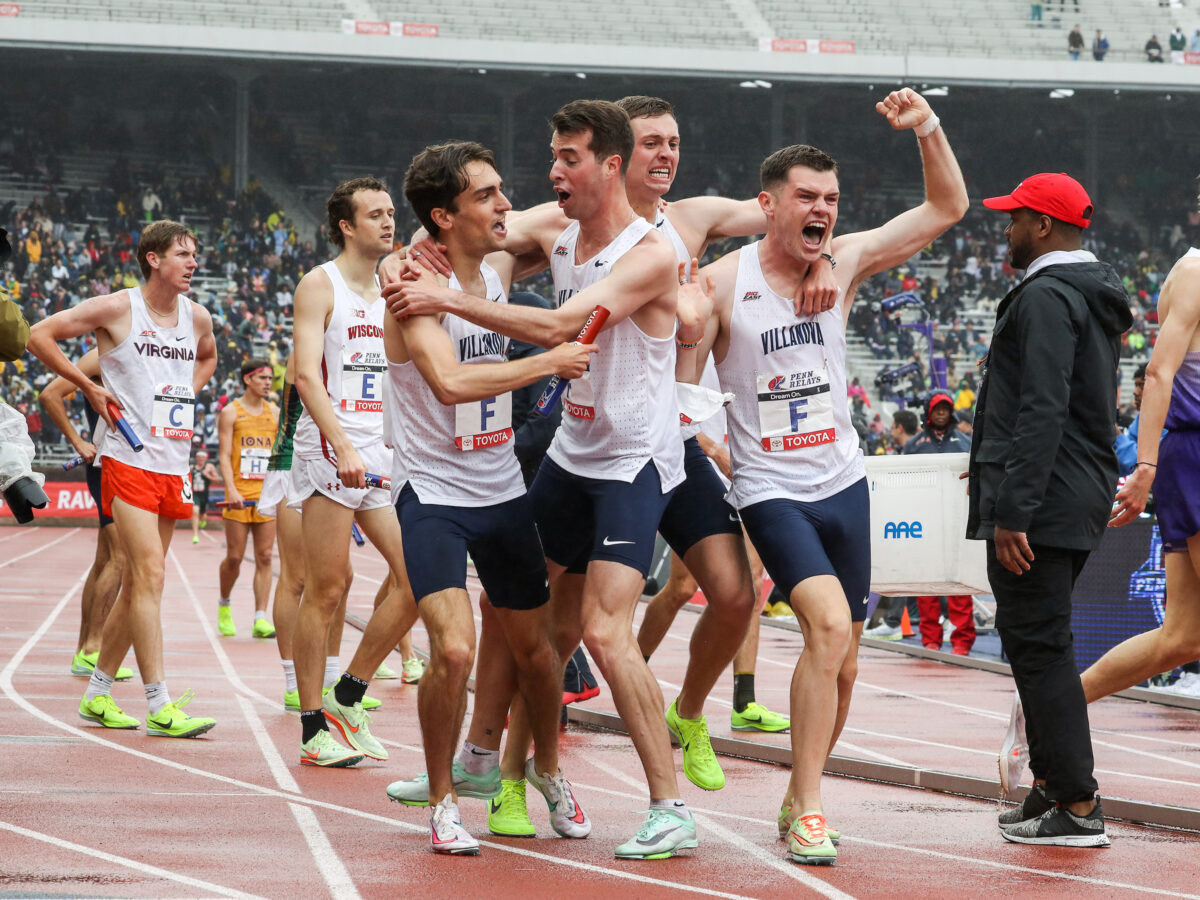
[{"x1": 865, "y1": 453, "x2": 991, "y2": 596}]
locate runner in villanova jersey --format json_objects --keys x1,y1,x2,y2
[{"x1": 683, "y1": 89, "x2": 967, "y2": 865}]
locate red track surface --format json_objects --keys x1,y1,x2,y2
[{"x1": 2, "y1": 526, "x2": 1199, "y2": 899}]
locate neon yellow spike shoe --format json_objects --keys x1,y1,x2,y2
[
  {"x1": 284, "y1": 689, "x2": 300, "y2": 711},
  {"x1": 731, "y1": 701, "x2": 791, "y2": 733},
  {"x1": 217, "y1": 606, "x2": 236, "y2": 637},
  {"x1": 488, "y1": 778, "x2": 536, "y2": 837},
  {"x1": 252, "y1": 618, "x2": 276, "y2": 639},
  {"x1": 665, "y1": 699, "x2": 725, "y2": 791},
  {"x1": 778, "y1": 802, "x2": 840, "y2": 844},
  {"x1": 301, "y1": 729, "x2": 364, "y2": 768},
  {"x1": 78, "y1": 693, "x2": 140, "y2": 729},
  {"x1": 374, "y1": 661, "x2": 399, "y2": 680},
  {"x1": 146, "y1": 690, "x2": 216, "y2": 738},
  {"x1": 787, "y1": 810, "x2": 838, "y2": 865},
  {"x1": 71, "y1": 650, "x2": 134, "y2": 681},
  {"x1": 402, "y1": 657, "x2": 425, "y2": 684}
]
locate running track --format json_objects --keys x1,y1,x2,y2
[{"x1": 2, "y1": 526, "x2": 1198, "y2": 899}]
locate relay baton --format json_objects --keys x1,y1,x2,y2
[
  {"x1": 351, "y1": 522, "x2": 366, "y2": 547},
  {"x1": 534, "y1": 305, "x2": 609, "y2": 417},
  {"x1": 106, "y1": 402, "x2": 144, "y2": 452},
  {"x1": 63, "y1": 456, "x2": 84, "y2": 470},
  {"x1": 216, "y1": 499, "x2": 257, "y2": 509},
  {"x1": 364, "y1": 472, "x2": 391, "y2": 490}
]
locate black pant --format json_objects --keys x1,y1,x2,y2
[
  {"x1": 989, "y1": 542, "x2": 1098, "y2": 804},
  {"x1": 883, "y1": 596, "x2": 919, "y2": 628}
]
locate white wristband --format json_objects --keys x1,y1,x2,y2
[{"x1": 915, "y1": 111, "x2": 941, "y2": 139}]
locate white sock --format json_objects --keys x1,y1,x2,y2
[
  {"x1": 85, "y1": 668, "x2": 114, "y2": 701},
  {"x1": 456, "y1": 742, "x2": 500, "y2": 776},
  {"x1": 254, "y1": 610, "x2": 268, "y2": 622},
  {"x1": 282, "y1": 659, "x2": 297, "y2": 693},
  {"x1": 650, "y1": 798, "x2": 691, "y2": 820},
  {"x1": 144, "y1": 681, "x2": 171, "y2": 716},
  {"x1": 323, "y1": 657, "x2": 340, "y2": 690},
  {"x1": 218, "y1": 596, "x2": 231, "y2": 607}
]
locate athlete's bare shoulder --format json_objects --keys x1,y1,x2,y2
[{"x1": 188, "y1": 298, "x2": 214, "y2": 334}]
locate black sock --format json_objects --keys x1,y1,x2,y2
[
  {"x1": 334, "y1": 672, "x2": 369, "y2": 707},
  {"x1": 300, "y1": 709, "x2": 328, "y2": 743},
  {"x1": 733, "y1": 673, "x2": 755, "y2": 712}
]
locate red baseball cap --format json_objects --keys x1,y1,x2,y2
[{"x1": 982, "y1": 173, "x2": 1094, "y2": 229}]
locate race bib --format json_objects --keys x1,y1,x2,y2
[
  {"x1": 151, "y1": 384, "x2": 195, "y2": 439},
  {"x1": 238, "y1": 446, "x2": 270, "y2": 480},
  {"x1": 341, "y1": 350, "x2": 386, "y2": 412},
  {"x1": 454, "y1": 393, "x2": 513, "y2": 451},
  {"x1": 563, "y1": 371, "x2": 596, "y2": 420},
  {"x1": 757, "y1": 367, "x2": 836, "y2": 451}
]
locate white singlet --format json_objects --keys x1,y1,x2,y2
[
  {"x1": 656, "y1": 213, "x2": 691, "y2": 268},
  {"x1": 717, "y1": 241, "x2": 862, "y2": 508},
  {"x1": 97, "y1": 287, "x2": 196, "y2": 476},
  {"x1": 546, "y1": 219, "x2": 684, "y2": 491},
  {"x1": 387, "y1": 262, "x2": 524, "y2": 507},
  {"x1": 292, "y1": 261, "x2": 387, "y2": 461}
]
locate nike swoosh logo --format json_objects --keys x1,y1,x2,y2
[
  {"x1": 490, "y1": 799, "x2": 502, "y2": 814},
  {"x1": 468, "y1": 747, "x2": 490, "y2": 755},
  {"x1": 602, "y1": 537, "x2": 634, "y2": 546},
  {"x1": 739, "y1": 713, "x2": 762, "y2": 722},
  {"x1": 594, "y1": 260, "x2": 605, "y2": 267},
  {"x1": 728, "y1": 514, "x2": 739, "y2": 523},
  {"x1": 638, "y1": 825, "x2": 682, "y2": 846},
  {"x1": 175, "y1": 336, "x2": 187, "y2": 341}
]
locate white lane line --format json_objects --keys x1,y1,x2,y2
[
  {"x1": 585, "y1": 756, "x2": 853, "y2": 900},
  {"x1": 288, "y1": 803, "x2": 361, "y2": 900},
  {"x1": 0, "y1": 528, "x2": 79, "y2": 570},
  {"x1": 0, "y1": 819, "x2": 267, "y2": 899},
  {"x1": 830, "y1": 740, "x2": 909, "y2": 766},
  {"x1": 170, "y1": 550, "x2": 361, "y2": 900}
]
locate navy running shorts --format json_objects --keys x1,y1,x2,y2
[
  {"x1": 658, "y1": 437, "x2": 741, "y2": 558},
  {"x1": 528, "y1": 456, "x2": 674, "y2": 576},
  {"x1": 396, "y1": 484, "x2": 549, "y2": 611},
  {"x1": 1156, "y1": 430, "x2": 1200, "y2": 553},
  {"x1": 85, "y1": 459, "x2": 114, "y2": 528},
  {"x1": 740, "y1": 477, "x2": 870, "y2": 622}
]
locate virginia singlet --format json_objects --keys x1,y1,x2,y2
[
  {"x1": 717, "y1": 240, "x2": 862, "y2": 508},
  {"x1": 545, "y1": 218, "x2": 684, "y2": 491},
  {"x1": 292, "y1": 261, "x2": 387, "y2": 461},
  {"x1": 387, "y1": 262, "x2": 524, "y2": 507},
  {"x1": 97, "y1": 287, "x2": 197, "y2": 476}
]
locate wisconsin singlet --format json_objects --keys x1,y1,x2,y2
[
  {"x1": 717, "y1": 240, "x2": 862, "y2": 508},
  {"x1": 97, "y1": 287, "x2": 197, "y2": 476},
  {"x1": 545, "y1": 218, "x2": 684, "y2": 491},
  {"x1": 388, "y1": 262, "x2": 524, "y2": 507},
  {"x1": 292, "y1": 261, "x2": 387, "y2": 461}
]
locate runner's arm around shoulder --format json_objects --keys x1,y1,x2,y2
[
  {"x1": 557, "y1": 237, "x2": 678, "y2": 335},
  {"x1": 834, "y1": 89, "x2": 968, "y2": 300}
]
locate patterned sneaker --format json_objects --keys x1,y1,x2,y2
[
  {"x1": 283, "y1": 689, "x2": 300, "y2": 711},
  {"x1": 999, "y1": 783, "x2": 1054, "y2": 830},
  {"x1": 146, "y1": 690, "x2": 216, "y2": 738},
  {"x1": 1002, "y1": 799, "x2": 1110, "y2": 847},
  {"x1": 252, "y1": 618, "x2": 276, "y2": 639},
  {"x1": 614, "y1": 808, "x2": 698, "y2": 859},
  {"x1": 998, "y1": 691, "x2": 1029, "y2": 797},
  {"x1": 731, "y1": 701, "x2": 790, "y2": 733},
  {"x1": 778, "y1": 802, "x2": 840, "y2": 844},
  {"x1": 430, "y1": 794, "x2": 480, "y2": 855},
  {"x1": 71, "y1": 651, "x2": 134, "y2": 681},
  {"x1": 78, "y1": 693, "x2": 140, "y2": 729},
  {"x1": 322, "y1": 690, "x2": 387, "y2": 760},
  {"x1": 787, "y1": 810, "x2": 837, "y2": 865},
  {"x1": 300, "y1": 729, "x2": 364, "y2": 767},
  {"x1": 386, "y1": 761, "x2": 502, "y2": 807},
  {"x1": 665, "y1": 698, "x2": 725, "y2": 790},
  {"x1": 525, "y1": 758, "x2": 590, "y2": 838},
  {"x1": 217, "y1": 606, "x2": 236, "y2": 637},
  {"x1": 401, "y1": 658, "x2": 425, "y2": 684},
  {"x1": 374, "y1": 662, "x2": 399, "y2": 680},
  {"x1": 488, "y1": 778, "x2": 536, "y2": 837}
]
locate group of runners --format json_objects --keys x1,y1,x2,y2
[{"x1": 21, "y1": 86, "x2": 1200, "y2": 865}]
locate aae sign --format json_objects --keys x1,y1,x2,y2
[{"x1": 883, "y1": 520, "x2": 923, "y2": 539}]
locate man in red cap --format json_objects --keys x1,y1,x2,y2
[{"x1": 969, "y1": 172, "x2": 1131, "y2": 846}]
